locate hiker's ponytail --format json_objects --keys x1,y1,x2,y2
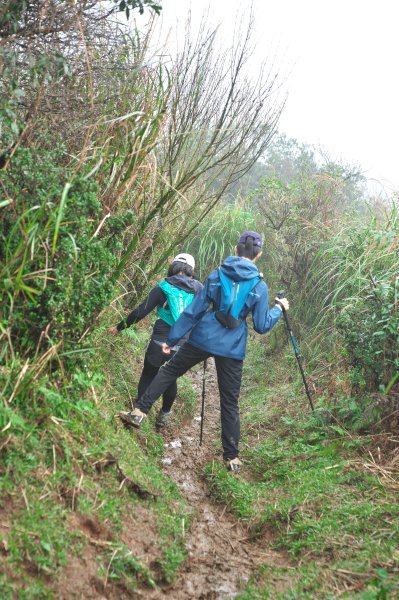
[
  {"x1": 236, "y1": 235, "x2": 262, "y2": 260},
  {"x1": 246, "y1": 236, "x2": 254, "y2": 254},
  {"x1": 167, "y1": 261, "x2": 194, "y2": 277}
]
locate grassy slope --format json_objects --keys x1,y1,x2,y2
[
  {"x1": 205, "y1": 338, "x2": 399, "y2": 599},
  {"x1": 2, "y1": 319, "x2": 398, "y2": 599},
  {"x1": 0, "y1": 323, "x2": 196, "y2": 598}
]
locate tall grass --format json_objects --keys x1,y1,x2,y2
[
  {"x1": 184, "y1": 199, "x2": 277, "y2": 279},
  {"x1": 306, "y1": 206, "x2": 399, "y2": 393}
]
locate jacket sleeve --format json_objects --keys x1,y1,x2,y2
[
  {"x1": 166, "y1": 279, "x2": 212, "y2": 346},
  {"x1": 252, "y1": 282, "x2": 282, "y2": 334},
  {"x1": 116, "y1": 286, "x2": 166, "y2": 331}
]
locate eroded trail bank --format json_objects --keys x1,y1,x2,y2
[{"x1": 144, "y1": 360, "x2": 288, "y2": 599}]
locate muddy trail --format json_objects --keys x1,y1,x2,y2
[{"x1": 143, "y1": 360, "x2": 289, "y2": 600}]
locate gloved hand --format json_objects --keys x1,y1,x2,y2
[{"x1": 275, "y1": 297, "x2": 289, "y2": 311}]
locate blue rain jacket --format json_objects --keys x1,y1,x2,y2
[{"x1": 166, "y1": 256, "x2": 282, "y2": 360}]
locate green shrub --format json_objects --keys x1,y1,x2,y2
[
  {"x1": 308, "y1": 208, "x2": 399, "y2": 394},
  {"x1": 1, "y1": 147, "x2": 118, "y2": 361},
  {"x1": 337, "y1": 280, "x2": 399, "y2": 390}
]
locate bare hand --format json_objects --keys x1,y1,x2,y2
[
  {"x1": 162, "y1": 343, "x2": 172, "y2": 355},
  {"x1": 108, "y1": 326, "x2": 118, "y2": 336},
  {"x1": 275, "y1": 297, "x2": 289, "y2": 311}
]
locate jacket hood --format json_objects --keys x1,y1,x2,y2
[
  {"x1": 219, "y1": 256, "x2": 260, "y2": 282},
  {"x1": 165, "y1": 275, "x2": 203, "y2": 294}
]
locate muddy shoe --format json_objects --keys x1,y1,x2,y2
[
  {"x1": 155, "y1": 409, "x2": 172, "y2": 429},
  {"x1": 225, "y1": 457, "x2": 242, "y2": 473},
  {"x1": 119, "y1": 408, "x2": 146, "y2": 428}
]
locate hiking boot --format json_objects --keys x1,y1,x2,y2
[
  {"x1": 155, "y1": 409, "x2": 172, "y2": 429},
  {"x1": 225, "y1": 457, "x2": 242, "y2": 473},
  {"x1": 119, "y1": 408, "x2": 146, "y2": 428}
]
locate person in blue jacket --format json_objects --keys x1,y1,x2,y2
[{"x1": 119, "y1": 231, "x2": 289, "y2": 471}]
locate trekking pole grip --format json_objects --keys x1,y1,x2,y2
[
  {"x1": 277, "y1": 289, "x2": 294, "y2": 340},
  {"x1": 276, "y1": 290, "x2": 289, "y2": 318}
]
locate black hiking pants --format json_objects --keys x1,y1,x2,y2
[
  {"x1": 138, "y1": 355, "x2": 177, "y2": 413},
  {"x1": 136, "y1": 343, "x2": 243, "y2": 460}
]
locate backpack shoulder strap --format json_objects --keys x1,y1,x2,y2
[{"x1": 216, "y1": 270, "x2": 260, "y2": 318}]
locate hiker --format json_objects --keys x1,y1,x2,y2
[
  {"x1": 119, "y1": 231, "x2": 289, "y2": 471},
  {"x1": 111, "y1": 253, "x2": 202, "y2": 428}
]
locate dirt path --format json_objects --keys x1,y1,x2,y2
[{"x1": 144, "y1": 359, "x2": 288, "y2": 599}]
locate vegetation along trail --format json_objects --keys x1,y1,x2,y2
[{"x1": 1, "y1": 0, "x2": 399, "y2": 598}]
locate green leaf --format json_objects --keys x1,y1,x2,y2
[
  {"x1": 0, "y1": 199, "x2": 13, "y2": 208},
  {"x1": 52, "y1": 181, "x2": 71, "y2": 256},
  {"x1": 329, "y1": 425, "x2": 347, "y2": 436},
  {"x1": 41, "y1": 541, "x2": 52, "y2": 553},
  {"x1": 10, "y1": 121, "x2": 19, "y2": 135},
  {"x1": 384, "y1": 371, "x2": 399, "y2": 395}
]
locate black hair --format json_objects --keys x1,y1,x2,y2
[
  {"x1": 236, "y1": 236, "x2": 262, "y2": 260},
  {"x1": 167, "y1": 261, "x2": 194, "y2": 277}
]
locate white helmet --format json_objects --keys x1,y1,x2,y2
[{"x1": 173, "y1": 253, "x2": 195, "y2": 269}]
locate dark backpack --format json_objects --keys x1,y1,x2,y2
[{"x1": 214, "y1": 268, "x2": 260, "y2": 329}]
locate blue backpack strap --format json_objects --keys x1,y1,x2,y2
[
  {"x1": 217, "y1": 269, "x2": 260, "y2": 319},
  {"x1": 215, "y1": 270, "x2": 260, "y2": 328}
]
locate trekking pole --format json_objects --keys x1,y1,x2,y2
[
  {"x1": 276, "y1": 291, "x2": 314, "y2": 412},
  {"x1": 199, "y1": 359, "x2": 207, "y2": 446}
]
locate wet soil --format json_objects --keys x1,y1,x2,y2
[
  {"x1": 143, "y1": 359, "x2": 288, "y2": 599},
  {"x1": 49, "y1": 360, "x2": 290, "y2": 599}
]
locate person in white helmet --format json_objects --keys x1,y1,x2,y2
[{"x1": 110, "y1": 253, "x2": 202, "y2": 428}]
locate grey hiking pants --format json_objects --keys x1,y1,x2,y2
[{"x1": 136, "y1": 343, "x2": 243, "y2": 460}]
